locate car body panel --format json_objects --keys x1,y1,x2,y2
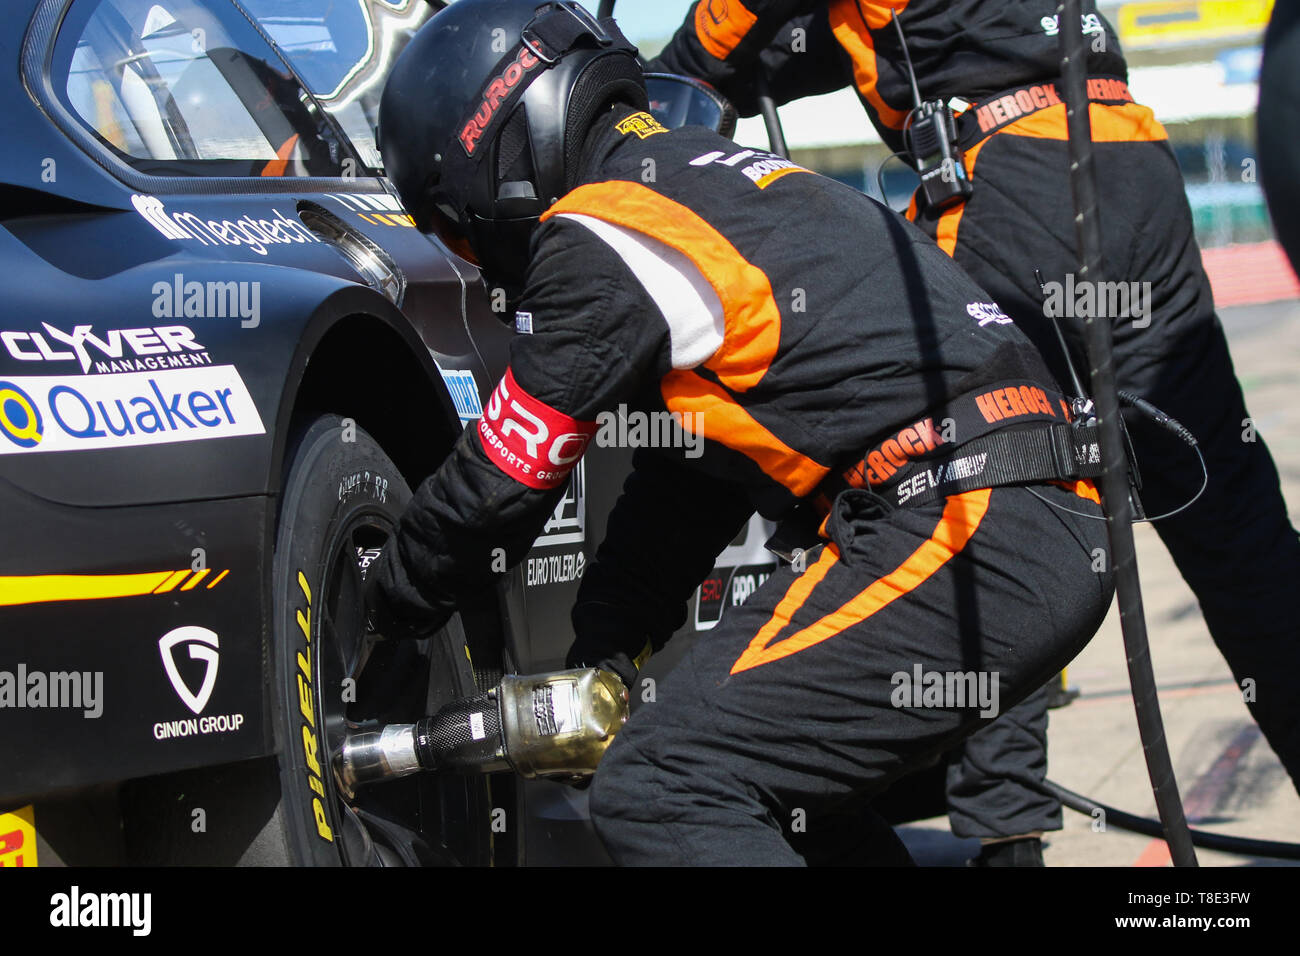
[{"x1": 1, "y1": 0, "x2": 775, "y2": 865}]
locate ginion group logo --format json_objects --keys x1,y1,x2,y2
[{"x1": 158, "y1": 626, "x2": 220, "y2": 715}]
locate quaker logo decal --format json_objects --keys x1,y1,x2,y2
[
  {"x1": 2, "y1": 324, "x2": 210, "y2": 375},
  {"x1": 0, "y1": 366, "x2": 265, "y2": 456},
  {"x1": 0, "y1": 380, "x2": 43, "y2": 449},
  {"x1": 478, "y1": 368, "x2": 596, "y2": 489},
  {"x1": 158, "y1": 626, "x2": 220, "y2": 715},
  {"x1": 459, "y1": 46, "x2": 543, "y2": 156}
]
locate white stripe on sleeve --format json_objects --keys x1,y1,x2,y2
[{"x1": 556, "y1": 213, "x2": 725, "y2": 370}]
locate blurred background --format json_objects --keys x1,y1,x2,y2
[{"x1": 610, "y1": 0, "x2": 1296, "y2": 309}]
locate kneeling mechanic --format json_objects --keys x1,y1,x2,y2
[{"x1": 367, "y1": 0, "x2": 1116, "y2": 865}]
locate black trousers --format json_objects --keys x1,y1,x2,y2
[
  {"x1": 588, "y1": 482, "x2": 1113, "y2": 865},
  {"x1": 945, "y1": 684, "x2": 1057, "y2": 839},
  {"x1": 912, "y1": 109, "x2": 1300, "y2": 796}
]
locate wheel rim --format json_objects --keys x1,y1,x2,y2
[{"x1": 315, "y1": 508, "x2": 434, "y2": 866}]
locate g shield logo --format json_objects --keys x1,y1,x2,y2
[
  {"x1": 0, "y1": 380, "x2": 43, "y2": 448},
  {"x1": 158, "y1": 626, "x2": 220, "y2": 714}
]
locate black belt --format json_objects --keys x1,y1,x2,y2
[
  {"x1": 872, "y1": 420, "x2": 1102, "y2": 509},
  {"x1": 814, "y1": 380, "x2": 1105, "y2": 510},
  {"x1": 765, "y1": 415, "x2": 1103, "y2": 562},
  {"x1": 765, "y1": 383, "x2": 1107, "y2": 561},
  {"x1": 955, "y1": 74, "x2": 1136, "y2": 149}
]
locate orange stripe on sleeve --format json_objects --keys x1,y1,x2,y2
[
  {"x1": 828, "y1": 0, "x2": 912, "y2": 131},
  {"x1": 731, "y1": 488, "x2": 992, "y2": 673},
  {"x1": 694, "y1": 0, "x2": 760, "y2": 60},
  {"x1": 544, "y1": 181, "x2": 781, "y2": 393},
  {"x1": 661, "y1": 369, "x2": 830, "y2": 496}
]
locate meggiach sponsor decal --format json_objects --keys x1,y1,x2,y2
[{"x1": 132, "y1": 194, "x2": 320, "y2": 256}]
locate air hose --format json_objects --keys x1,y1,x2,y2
[
  {"x1": 1039, "y1": 778, "x2": 1300, "y2": 860},
  {"x1": 1057, "y1": 0, "x2": 1198, "y2": 866}
]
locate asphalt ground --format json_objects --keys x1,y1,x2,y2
[{"x1": 898, "y1": 297, "x2": 1300, "y2": 867}]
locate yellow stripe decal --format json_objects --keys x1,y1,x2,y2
[
  {"x1": 152, "y1": 570, "x2": 191, "y2": 594},
  {"x1": 180, "y1": 569, "x2": 211, "y2": 591},
  {"x1": 0, "y1": 569, "x2": 230, "y2": 607}
]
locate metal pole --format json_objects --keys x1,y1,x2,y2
[{"x1": 1057, "y1": 0, "x2": 1197, "y2": 867}]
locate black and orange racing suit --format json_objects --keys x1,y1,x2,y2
[
  {"x1": 370, "y1": 105, "x2": 1114, "y2": 863},
  {"x1": 653, "y1": 0, "x2": 1300, "y2": 829}
]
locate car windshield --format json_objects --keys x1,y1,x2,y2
[
  {"x1": 240, "y1": 0, "x2": 434, "y2": 172},
  {"x1": 238, "y1": 1, "x2": 703, "y2": 173},
  {"x1": 58, "y1": 0, "x2": 351, "y2": 177}
]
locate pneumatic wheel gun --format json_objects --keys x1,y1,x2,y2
[{"x1": 335, "y1": 667, "x2": 629, "y2": 795}]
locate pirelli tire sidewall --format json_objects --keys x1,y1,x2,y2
[{"x1": 271, "y1": 414, "x2": 410, "y2": 866}]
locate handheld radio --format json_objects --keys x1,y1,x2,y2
[{"x1": 891, "y1": 12, "x2": 972, "y2": 209}]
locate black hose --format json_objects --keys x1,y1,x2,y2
[
  {"x1": 1057, "y1": 0, "x2": 1198, "y2": 867},
  {"x1": 1043, "y1": 779, "x2": 1300, "y2": 860},
  {"x1": 754, "y1": 73, "x2": 789, "y2": 158}
]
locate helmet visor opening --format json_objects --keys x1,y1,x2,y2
[{"x1": 429, "y1": 204, "x2": 479, "y2": 264}]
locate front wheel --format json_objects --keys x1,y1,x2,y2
[{"x1": 267, "y1": 414, "x2": 493, "y2": 866}]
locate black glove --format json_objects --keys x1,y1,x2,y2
[
  {"x1": 363, "y1": 560, "x2": 441, "y2": 642},
  {"x1": 564, "y1": 648, "x2": 639, "y2": 693}
]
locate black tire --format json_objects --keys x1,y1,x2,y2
[{"x1": 264, "y1": 414, "x2": 493, "y2": 866}]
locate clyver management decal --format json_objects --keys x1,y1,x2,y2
[
  {"x1": 0, "y1": 365, "x2": 264, "y2": 455},
  {"x1": 1, "y1": 323, "x2": 211, "y2": 375},
  {"x1": 154, "y1": 626, "x2": 245, "y2": 740}
]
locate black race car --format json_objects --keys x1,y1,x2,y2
[{"x1": 0, "y1": 0, "x2": 766, "y2": 866}]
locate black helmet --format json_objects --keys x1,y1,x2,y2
[{"x1": 379, "y1": 0, "x2": 646, "y2": 288}]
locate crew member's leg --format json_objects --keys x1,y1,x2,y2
[
  {"x1": 1112, "y1": 144, "x2": 1300, "y2": 782},
  {"x1": 918, "y1": 126, "x2": 1300, "y2": 791},
  {"x1": 906, "y1": 133, "x2": 1078, "y2": 852},
  {"x1": 945, "y1": 684, "x2": 1058, "y2": 861},
  {"x1": 589, "y1": 484, "x2": 1112, "y2": 865}
]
